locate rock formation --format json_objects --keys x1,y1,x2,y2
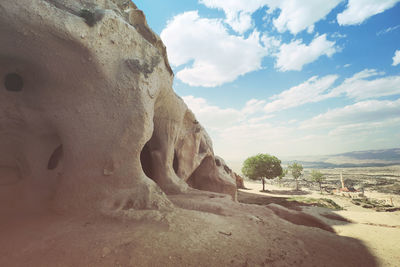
[
  {"x1": 0, "y1": 1, "x2": 378, "y2": 266},
  {"x1": 0, "y1": 0, "x2": 237, "y2": 217}
]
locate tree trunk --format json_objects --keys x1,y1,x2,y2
[
  {"x1": 262, "y1": 178, "x2": 265, "y2": 191},
  {"x1": 295, "y1": 179, "x2": 299, "y2": 191},
  {"x1": 319, "y1": 182, "x2": 322, "y2": 193}
]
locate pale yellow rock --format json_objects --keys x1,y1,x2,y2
[{"x1": 0, "y1": 0, "x2": 237, "y2": 216}]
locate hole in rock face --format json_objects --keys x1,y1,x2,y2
[
  {"x1": 215, "y1": 158, "x2": 221, "y2": 167},
  {"x1": 4, "y1": 73, "x2": 23, "y2": 92},
  {"x1": 224, "y1": 165, "x2": 232, "y2": 174},
  {"x1": 140, "y1": 142, "x2": 154, "y2": 180},
  {"x1": 173, "y1": 151, "x2": 179, "y2": 175},
  {"x1": 198, "y1": 140, "x2": 207, "y2": 154},
  {"x1": 47, "y1": 145, "x2": 63, "y2": 170}
]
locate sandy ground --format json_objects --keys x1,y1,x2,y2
[
  {"x1": 0, "y1": 189, "x2": 380, "y2": 267},
  {"x1": 241, "y1": 180, "x2": 400, "y2": 267}
]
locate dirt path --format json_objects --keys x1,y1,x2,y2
[{"x1": 240, "y1": 180, "x2": 400, "y2": 267}]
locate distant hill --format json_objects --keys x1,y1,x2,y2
[{"x1": 283, "y1": 148, "x2": 400, "y2": 168}]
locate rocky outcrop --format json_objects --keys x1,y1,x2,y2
[
  {"x1": 235, "y1": 173, "x2": 246, "y2": 189},
  {"x1": 0, "y1": 0, "x2": 237, "y2": 217}
]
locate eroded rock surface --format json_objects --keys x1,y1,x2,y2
[{"x1": 0, "y1": 0, "x2": 237, "y2": 216}]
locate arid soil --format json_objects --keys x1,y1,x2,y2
[
  {"x1": 240, "y1": 180, "x2": 400, "y2": 267},
  {"x1": 289, "y1": 165, "x2": 400, "y2": 196},
  {"x1": 0, "y1": 188, "x2": 383, "y2": 267}
]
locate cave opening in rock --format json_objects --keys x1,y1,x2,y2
[
  {"x1": 173, "y1": 151, "x2": 179, "y2": 175},
  {"x1": 186, "y1": 156, "x2": 213, "y2": 190},
  {"x1": 140, "y1": 142, "x2": 154, "y2": 181},
  {"x1": 215, "y1": 158, "x2": 221, "y2": 167},
  {"x1": 198, "y1": 140, "x2": 207, "y2": 154},
  {"x1": 47, "y1": 144, "x2": 63, "y2": 170},
  {"x1": 4, "y1": 73, "x2": 23, "y2": 92}
]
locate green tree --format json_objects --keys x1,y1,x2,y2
[
  {"x1": 310, "y1": 170, "x2": 325, "y2": 193},
  {"x1": 242, "y1": 154, "x2": 283, "y2": 191},
  {"x1": 288, "y1": 162, "x2": 303, "y2": 190},
  {"x1": 278, "y1": 168, "x2": 288, "y2": 187}
]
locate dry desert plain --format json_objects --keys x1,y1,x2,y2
[{"x1": 239, "y1": 165, "x2": 400, "y2": 267}]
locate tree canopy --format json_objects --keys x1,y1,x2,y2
[
  {"x1": 288, "y1": 162, "x2": 303, "y2": 190},
  {"x1": 277, "y1": 168, "x2": 288, "y2": 186},
  {"x1": 278, "y1": 168, "x2": 288, "y2": 180},
  {"x1": 288, "y1": 162, "x2": 303, "y2": 179},
  {"x1": 242, "y1": 154, "x2": 283, "y2": 191},
  {"x1": 310, "y1": 170, "x2": 324, "y2": 183},
  {"x1": 310, "y1": 170, "x2": 325, "y2": 192}
]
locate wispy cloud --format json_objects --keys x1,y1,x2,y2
[
  {"x1": 267, "y1": 0, "x2": 343, "y2": 35},
  {"x1": 393, "y1": 50, "x2": 400, "y2": 66},
  {"x1": 264, "y1": 69, "x2": 400, "y2": 113},
  {"x1": 337, "y1": 0, "x2": 400, "y2": 25},
  {"x1": 275, "y1": 34, "x2": 337, "y2": 71},
  {"x1": 377, "y1": 24, "x2": 400, "y2": 36},
  {"x1": 329, "y1": 69, "x2": 400, "y2": 100},
  {"x1": 301, "y1": 98, "x2": 400, "y2": 129},
  {"x1": 242, "y1": 99, "x2": 267, "y2": 115},
  {"x1": 331, "y1": 32, "x2": 347, "y2": 39},
  {"x1": 183, "y1": 95, "x2": 400, "y2": 167},
  {"x1": 264, "y1": 75, "x2": 338, "y2": 113},
  {"x1": 199, "y1": 0, "x2": 269, "y2": 34},
  {"x1": 182, "y1": 95, "x2": 244, "y2": 129}
]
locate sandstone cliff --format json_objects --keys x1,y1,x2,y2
[{"x1": 0, "y1": 0, "x2": 237, "y2": 217}]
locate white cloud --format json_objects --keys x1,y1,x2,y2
[
  {"x1": 242, "y1": 99, "x2": 267, "y2": 114},
  {"x1": 200, "y1": 0, "x2": 343, "y2": 35},
  {"x1": 347, "y1": 69, "x2": 384, "y2": 81},
  {"x1": 377, "y1": 24, "x2": 400, "y2": 36},
  {"x1": 182, "y1": 95, "x2": 243, "y2": 129},
  {"x1": 307, "y1": 25, "x2": 315, "y2": 34},
  {"x1": 199, "y1": 0, "x2": 270, "y2": 34},
  {"x1": 275, "y1": 34, "x2": 337, "y2": 71},
  {"x1": 264, "y1": 75, "x2": 338, "y2": 113},
  {"x1": 269, "y1": 0, "x2": 343, "y2": 35},
  {"x1": 329, "y1": 69, "x2": 400, "y2": 100},
  {"x1": 183, "y1": 96, "x2": 269, "y2": 129},
  {"x1": 261, "y1": 35, "x2": 281, "y2": 54},
  {"x1": 393, "y1": 50, "x2": 400, "y2": 66},
  {"x1": 214, "y1": 119, "x2": 302, "y2": 166},
  {"x1": 161, "y1": 11, "x2": 267, "y2": 87},
  {"x1": 203, "y1": 98, "x2": 400, "y2": 171},
  {"x1": 327, "y1": 118, "x2": 400, "y2": 137},
  {"x1": 301, "y1": 99, "x2": 400, "y2": 129},
  {"x1": 183, "y1": 95, "x2": 400, "y2": 173},
  {"x1": 343, "y1": 64, "x2": 351, "y2": 68},
  {"x1": 337, "y1": 0, "x2": 400, "y2": 25},
  {"x1": 263, "y1": 69, "x2": 400, "y2": 113},
  {"x1": 331, "y1": 32, "x2": 347, "y2": 39}
]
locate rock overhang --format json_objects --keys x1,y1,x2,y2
[{"x1": 0, "y1": 0, "x2": 238, "y2": 217}]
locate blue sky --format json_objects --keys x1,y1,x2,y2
[{"x1": 135, "y1": 0, "x2": 400, "y2": 171}]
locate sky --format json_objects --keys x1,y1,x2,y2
[{"x1": 134, "y1": 0, "x2": 400, "y2": 172}]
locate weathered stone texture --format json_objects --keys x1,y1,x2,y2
[{"x1": 0, "y1": 0, "x2": 237, "y2": 216}]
